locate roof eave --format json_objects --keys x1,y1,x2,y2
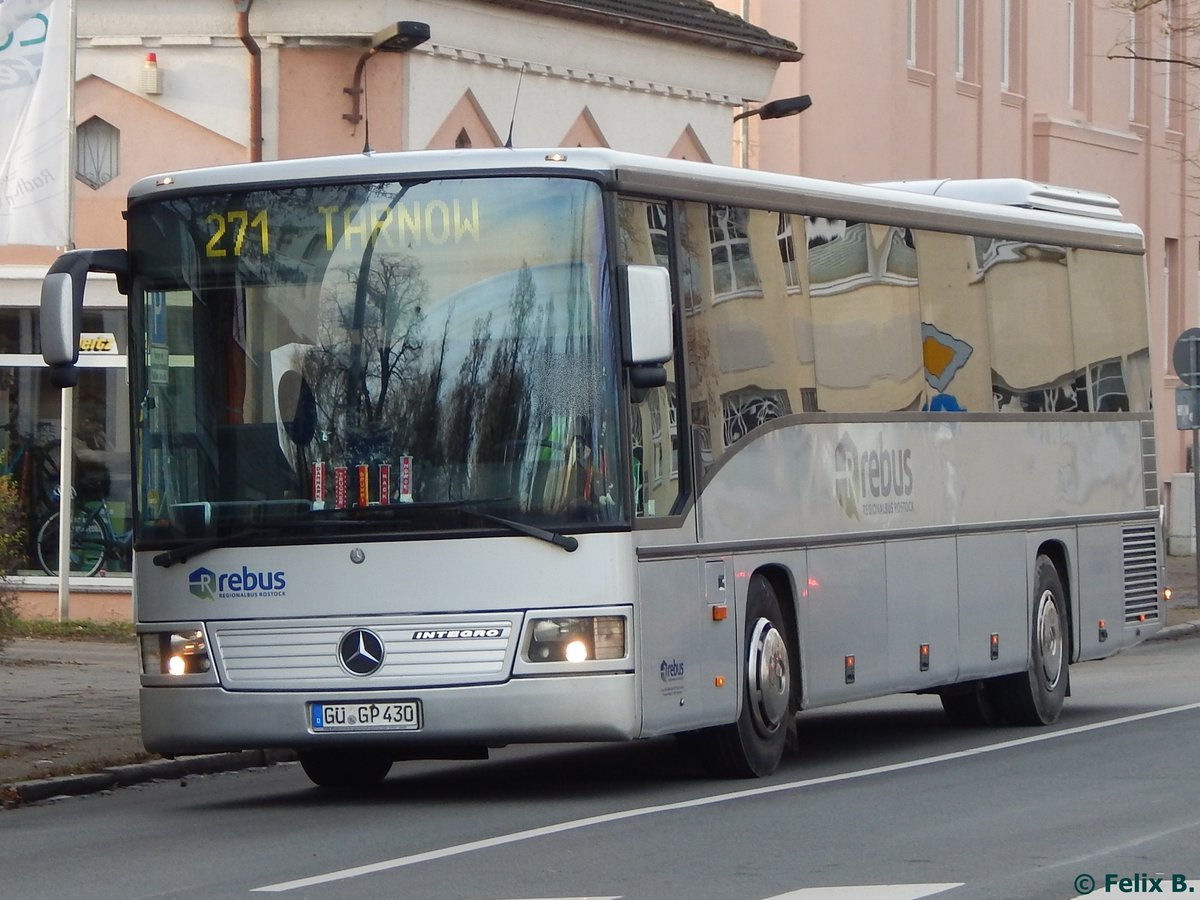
[{"x1": 483, "y1": 0, "x2": 803, "y2": 64}]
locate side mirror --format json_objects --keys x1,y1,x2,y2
[
  {"x1": 41, "y1": 272, "x2": 75, "y2": 366},
  {"x1": 621, "y1": 264, "x2": 673, "y2": 373},
  {"x1": 39, "y1": 249, "x2": 130, "y2": 388}
]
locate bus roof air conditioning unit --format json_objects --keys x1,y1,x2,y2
[{"x1": 874, "y1": 177, "x2": 1124, "y2": 221}]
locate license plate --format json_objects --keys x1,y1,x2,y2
[{"x1": 310, "y1": 700, "x2": 422, "y2": 732}]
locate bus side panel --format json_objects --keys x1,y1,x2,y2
[
  {"x1": 956, "y1": 532, "x2": 1028, "y2": 680},
  {"x1": 1076, "y1": 523, "x2": 1135, "y2": 661},
  {"x1": 885, "y1": 537, "x2": 959, "y2": 691},
  {"x1": 637, "y1": 557, "x2": 738, "y2": 736},
  {"x1": 803, "y1": 543, "x2": 887, "y2": 706}
]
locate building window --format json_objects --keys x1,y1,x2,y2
[
  {"x1": 76, "y1": 117, "x2": 118, "y2": 190},
  {"x1": 907, "y1": 0, "x2": 918, "y2": 66},
  {"x1": 1067, "y1": 0, "x2": 1089, "y2": 111},
  {"x1": 1166, "y1": 0, "x2": 1185, "y2": 131},
  {"x1": 647, "y1": 203, "x2": 669, "y2": 268},
  {"x1": 906, "y1": 0, "x2": 933, "y2": 74},
  {"x1": 777, "y1": 213, "x2": 802, "y2": 292},
  {"x1": 1000, "y1": 0, "x2": 1024, "y2": 94},
  {"x1": 1166, "y1": 238, "x2": 1181, "y2": 361},
  {"x1": 955, "y1": 0, "x2": 978, "y2": 84},
  {"x1": 454, "y1": 129, "x2": 472, "y2": 149},
  {"x1": 709, "y1": 205, "x2": 760, "y2": 300}
]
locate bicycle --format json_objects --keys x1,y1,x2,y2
[{"x1": 35, "y1": 491, "x2": 132, "y2": 577}]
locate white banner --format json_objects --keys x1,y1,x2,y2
[{"x1": 0, "y1": 0, "x2": 70, "y2": 247}]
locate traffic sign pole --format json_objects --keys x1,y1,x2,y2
[{"x1": 1171, "y1": 329, "x2": 1200, "y2": 598}]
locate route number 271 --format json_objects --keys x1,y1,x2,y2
[{"x1": 205, "y1": 210, "x2": 270, "y2": 257}]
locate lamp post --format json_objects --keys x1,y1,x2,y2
[
  {"x1": 343, "y1": 21, "x2": 431, "y2": 127},
  {"x1": 735, "y1": 95, "x2": 812, "y2": 168},
  {"x1": 733, "y1": 95, "x2": 813, "y2": 123}
]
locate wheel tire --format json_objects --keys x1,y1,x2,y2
[
  {"x1": 694, "y1": 576, "x2": 794, "y2": 778},
  {"x1": 298, "y1": 749, "x2": 393, "y2": 789},
  {"x1": 36, "y1": 512, "x2": 104, "y2": 577},
  {"x1": 939, "y1": 683, "x2": 1003, "y2": 727},
  {"x1": 992, "y1": 555, "x2": 1068, "y2": 726}
]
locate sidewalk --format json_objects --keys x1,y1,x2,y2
[{"x1": 1, "y1": 557, "x2": 1197, "y2": 807}]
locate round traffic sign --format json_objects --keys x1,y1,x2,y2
[{"x1": 1173, "y1": 327, "x2": 1200, "y2": 385}]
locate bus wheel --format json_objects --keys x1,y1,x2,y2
[
  {"x1": 298, "y1": 749, "x2": 393, "y2": 789},
  {"x1": 939, "y1": 684, "x2": 1002, "y2": 726},
  {"x1": 992, "y1": 555, "x2": 1068, "y2": 726},
  {"x1": 694, "y1": 576, "x2": 793, "y2": 778}
]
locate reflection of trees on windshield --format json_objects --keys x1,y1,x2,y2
[
  {"x1": 300, "y1": 256, "x2": 572, "y2": 507},
  {"x1": 476, "y1": 265, "x2": 537, "y2": 467},
  {"x1": 304, "y1": 254, "x2": 428, "y2": 460},
  {"x1": 407, "y1": 263, "x2": 543, "y2": 502}
]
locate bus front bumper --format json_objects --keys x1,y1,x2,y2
[{"x1": 140, "y1": 673, "x2": 640, "y2": 756}]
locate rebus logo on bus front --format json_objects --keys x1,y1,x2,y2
[{"x1": 189, "y1": 565, "x2": 286, "y2": 600}]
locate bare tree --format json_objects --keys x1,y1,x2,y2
[{"x1": 1109, "y1": 1, "x2": 1200, "y2": 71}]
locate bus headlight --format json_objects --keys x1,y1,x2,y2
[
  {"x1": 524, "y1": 615, "x2": 625, "y2": 663},
  {"x1": 140, "y1": 629, "x2": 212, "y2": 676}
]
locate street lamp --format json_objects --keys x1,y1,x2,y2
[
  {"x1": 734, "y1": 95, "x2": 811, "y2": 168},
  {"x1": 343, "y1": 21, "x2": 431, "y2": 126},
  {"x1": 733, "y1": 94, "x2": 812, "y2": 123}
]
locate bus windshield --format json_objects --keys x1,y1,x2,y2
[{"x1": 129, "y1": 176, "x2": 623, "y2": 544}]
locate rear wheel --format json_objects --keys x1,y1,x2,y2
[
  {"x1": 36, "y1": 511, "x2": 105, "y2": 576},
  {"x1": 298, "y1": 749, "x2": 393, "y2": 789},
  {"x1": 694, "y1": 575, "x2": 794, "y2": 778},
  {"x1": 992, "y1": 555, "x2": 1068, "y2": 726}
]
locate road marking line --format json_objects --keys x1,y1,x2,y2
[
  {"x1": 764, "y1": 885, "x2": 963, "y2": 900},
  {"x1": 254, "y1": 701, "x2": 1200, "y2": 893}
]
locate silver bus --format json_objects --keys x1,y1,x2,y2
[{"x1": 40, "y1": 148, "x2": 1163, "y2": 787}]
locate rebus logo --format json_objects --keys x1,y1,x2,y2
[
  {"x1": 188, "y1": 564, "x2": 286, "y2": 600},
  {"x1": 660, "y1": 658, "x2": 685, "y2": 681},
  {"x1": 189, "y1": 566, "x2": 217, "y2": 600},
  {"x1": 835, "y1": 432, "x2": 916, "y2": 519}
]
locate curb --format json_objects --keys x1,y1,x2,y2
[
  {"x1": 1146, "y1": 620, "x2": 1200, "y2": 642},
  {"x1": 1, "y1": 749, "x2": 296, "y2": 808}
]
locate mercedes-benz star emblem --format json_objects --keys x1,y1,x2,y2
[{"x1": 338, "y1": 629, "x2": 385, "y2": 676}]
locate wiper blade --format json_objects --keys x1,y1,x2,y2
[
  {"x1": 153, "y1": 528, "x2": 272, "y2": 568},
  {"x1": 152, "y1": 517, "x2": 358, "y2": 568},
  {"x1": 456, "y1": 508, "x2": 578, "y2": 552},
  {"x1": 352, "y1": 499, "x2": 578, "y2": 552}
]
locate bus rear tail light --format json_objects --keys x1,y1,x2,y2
[
  {"x1": 524, "y1": 615, "x2": 625, "y2": 663},
  {"x1": 140, "y1": 629, "x2": 212, "y2": 676}
]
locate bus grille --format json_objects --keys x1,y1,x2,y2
[
  {"x1": 211, "y1": 616, "x2": 519, "y2": 691},
  {"x1": 1122, "y1": 524, "x2": 1160, "y2": 624}
]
